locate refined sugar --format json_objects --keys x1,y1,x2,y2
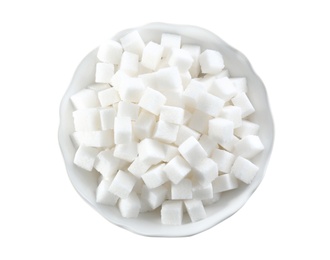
[
  {"x1": 182, "y1": 80, "x2": 206, "y2": 108},
  {"x1": 197, "y1": 75, "x2": 215, "y2": 89},
  {"x1": 80, "y1": 130, "x2": 114, "y2": 148},
  {"x1": 119, "y1": 51, "x2": 139, "y2": 76},
  {"x1": 159, "y1": 106, "x2": 185, "y2": 125},
  {"x1": 94, "y1": 149, "x2": 121, "y2": 178},
  {"x1": 95, "y1": 63, "x2": 114, "y2": 83},
  {"x1": 99, "y1": 108, "x2": 116, "y2": 130},
  {"x1": 208, "y1": 77, "x2": 237, "y2": 101},
  {"x1": 138, "y1": 138, "x2": 165, "y2": 165},
  {"x1": 231, "y1": 92, "x2": 255, "y2": 118},
  {"x1": 128, "y1": 156, "x2": 152, "y2": 178},
  {"x1": 208, "y1": 118, "x2": 234, "y2": 145},
  {"x1": 120, "y1": 30, "x2": 145, "y2": 58},
  {"x1": 181, "y1": 71, "x2": 192, "y2": 88},
  {"x1": 141, "y1": 185, "x2": 167, "y2": 209},
  {"x1": 188, "y1": 110, "x2": 210, "y2": 134},
  {"x1": 96, "y1": 179, "x2": 119, "y2": 206},
  {"x1": 162, "y1": 90, "x2": 184, "y2": 108},
  {"x1": 230, "y1": 77, "x2": 248, "y2": 93},
  {"x1": 183, "y1": 110, "x2": 192, "y2": 124},
  {"x1": 178, "y1": 136, "x2": 207, "y2": 167},
  {"x1": 192, "y1": 158, "x2": 218, "y2": 186},
  {"x1": 231, "y1": 156, "x2": 259, "y2": 184},
  {"x1": 70, "y1": 89, "x2": 100, "y2": 109},
  {"x1": 118, "y1": 77, "x2": 145, "y2": 103},
  {"x1": 181, "y1": 44, "x2": 201, "y2": 78},
  {"x1": 184, "y1": 199, "x2": 206, "y2": 222},
  {"x1": 117, "y1": 101, "x2": 140, "y2": 120},
  {"x1": 162, "y1": 144, "x2": 179, "y2": 162},
  {"x1": 110, "y1": 70, "x2": 130, "y2": 89},
  {"x1": 234, "y1": 135, "x2": 264, "y2": 159},
  {"x1": 133, "y1": 178, "x2": 144, "y2": 194},
  {"x1": 134, "y1": 110, "x2": 156, "y2": 140},
  {"x1": 114, "y1": 117, "x2": 132, "y2": 144},
  {"x1": 163, "y1": 155, "x2": 191, "y2": 184},
  {"x1": 138, "y1": 87, "x2": 166, "y2": 115},
  {"x1": 108, "y1": 170, "x2": 137, "y2": 198},
  {"x1": 97, "y1": 87, "x2": 120, "y2": 107},
  {"x1": 211, "y1": 148, "x2": 235, "y2": 174},
  {"x1": 168, "y1": 49, "x2": 194, "y2": 73},
  {"x1": 142, "y1": 163, "x2": 168, "y2": 189},
  {"x1": 234, "y1": 120, "x2": 260, "y2": 139},
  {"x1": 161, "y1": 33, "x2": 181, "y2": 57},
  {"x1": 153, "y1": 120, "x2": 179, "y2": 144},
  {"x1": 171, "y1": 179, "x2": 192, "y2": 200},
  {"x1": 74, "y1": 145, "x2": 99, "y2": 171},
  {"x1": 118, "y1": 191, "x2": 141, "y2": 218},
  {"x1": 97, "y1": 40, "x2": 123, "y2": 64},
  {"x1": 141, "y1": 41, "x2": 164, "y2": 70},
  {"x1": 219, "y1": 135, "x2": 239, "y2": 152},
  {"x1": 138, "y1": 71, "x2": 157, "y2": 88},
  {"x1": 199, "y1": 49, "x2": 224, "y2": 74},
  {"x1": 220, "y1": 106, "x2": 242, "y2": 128},
  {"x1": 174, "y1": 125, "x2": 201, "y2": 146},
  {"x1": 198, "y1": 134, "x2": 218, "y2": 156},
  {"x1": 73, "y1": 108, "x2": 101, "y2": 131},
  {"x1": 212, "y1": 174, "x2": 238, "y2": 193},
  {"x1": 70, "y1": 132, "x2": 84, "y2": 148},
  {"x1": 202, "y1": 192, "x2": 221, "y2": 206},
  {"x1": 161, "y1": 200, "x2": 183, "y2": 225},
  {"x1": 113, "y1": 141, "x2": 138, "y2": 162},
  {"x1": 155, "y1": 67, "x2": 183, "y2": 91},
  {"x1": 196, "y1": 91, "x2": 225, "y2": 117},
  {"x1": 192, "y1": 183, "x2": 213, "y2": 200},
  {"x1": 215, "y1": 69, "x2": 230, "y2": 78}
]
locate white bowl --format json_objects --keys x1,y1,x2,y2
[{"x1": 58, "y1": 22, "x2": 274, "y2": 237}]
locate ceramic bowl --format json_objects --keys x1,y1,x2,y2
[{"x1": 58, "y1": 22, "x2": 274, "y2": 237}]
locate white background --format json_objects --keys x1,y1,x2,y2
[{"x1": 0, "y1": 0, "x2": 329, "y2": 259}]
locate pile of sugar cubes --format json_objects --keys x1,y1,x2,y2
[{"x1": 70, "y1": 30, "x2": 264, "y2": 225}]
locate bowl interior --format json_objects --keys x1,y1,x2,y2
[{"x1": 58, "y1": 23, "x2": 274, "y2": 237}]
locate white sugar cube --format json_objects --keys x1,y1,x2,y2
[
  {"x1": 182, "y1": 80, "x2": 206, "y2": 108},
  {"x1": 73, "y1": 108, "x2": 101, "y2": 131},
  {"x1": 70, "y1": 89, "x2": 100, "y2": 109},
  {"x1": 161, "y1": 33, "x2": 181, "y2": 57},
  {"x1": 163, "y1": 155, "x2": 191, "y2": 184},
  {"x1": 188, "y1": 110, "x2": 210, "y2": 134},
  {"x1": 94, "y1": 149, "x2": 120, "y2": 178},
  {"x1": 231, "y1": 92, "x2": 255, "y2": 118},
  {"x1": 219, "y1": 135, "x2": 240, "y2": 152},
  {"x1": 118, "y1": 78, "x2": 145, "y2": 104},
  {"x1": 162, "y1": 90, "x2": 184, "y2": 108},
  {"x1": 174, "y1": 125, "x2": 201, "y2": 146},
  {"x1": 181, "y1": 71, "x2": 192, "y2": 88},
  {"x1": 119, "y1": 51, "x2": 139, "y2": 76},
  {"x1": 114, "y1": 117, "x2": 132, "y2": 144},
  {"x1": 113, "y1": 141, "x2": 138, "y2": 162},
  {"x1": 184, "y1": 199, "x2": 206, "y2": 222},
  {"x1": 234, "y1": 120, "x2": 260, "y2": 139},
  {"x1": 134, "y1": 110, "x2": 156, "y2": 140},
  {"x1": 70, "y1": 132, "x2": 84, "y2": 148},
  {"x1": 97, "y1": 40, "x2": 123, "y2": 64},
  {"x1": 192, "y1": 183, "x2": 213, "y2": 200},
  {"x1": 120, "y1": 30, "x2": 145, "y2": 58},
  {"x1": 215, "y1": 69, "x2": 230, "y2": 78},
  {"x1": 203, "y1": 192, "x2": 221, "y2": 206},
  {"x1": 95, "y1": 63, "x2": 114, "y2": 83},
  {"x1": 74, "y1": 145, "x2": 99, "y2": 171},
  {"x1": 138, "y1": 87, "x2": 166, "y2": 115},
  {"x1": 87, "y1": 83, "x2": 110, "y2": 91},
  {"x1": 231, "y1": 77, "x2": 248, "y2": 93},
  {"x1": 141, "y1": 41, "x2": 164, "y2": 70},
  {"x1": 96, "y1": 179, "x2": 119, "y2": 206},
  {"x1": 212, "y1": 174, "x2": 239, "y2": 193},
  {"x1": 159, "y1": 106, "x2": 185, "y2": 125},
  {"x1": 196, "y1": 91, "x2": 225, "y2": 117},
  {"x1": 138, "y1": 138, "x2": 165, "y2": 165},
  {"x1": 199, "y1": 49, "x2": 224, "y2": 74},
  {"x1": 162, "y1": 144, "x2": 179, "y2": 162},
  {"x1": 211, "y1": 148, "x2": 235, "y2": 174},
  {"x1": 208, "y1": 77, "x2": 237, "y2": 101},
  {"x1": 138, "y1": 71, "x2": 157, "y2": 88},
  {"x1": 99, "y1": 108, "x2": 116, "y2": 130},
  {"x1": 110, "y1": 70, "x2": 130, "y2": 89},
  {"x1": 193, "y1": 158, "x2": 218, "y2": 186},
  {"x1": 178, "y1": 137, "x2": 207, "y2": 167},
  {"x1": 168, "y1": 49, "x2": 193, "y2": 73},
  {"x1": 171, "y1": 178, "x2": 192, "y2": 200},
  {"x1": 181, "y1": 44, "x2": 201, "y2": 78},
  {"x1": 118, "y1": 191, "x2": 141, "y2": 218},
  {"x1": 220, "y1": 106, "x2": 242, "y2": 128},
  {"x1": 97, "y1": 87, "x2": 120, "y2": 107},
  {"x1": 234, "y1": 135, "x2": 264, "y2": 159},
  {"x1": 128, "y1": 156, "x2": 152, "y2": 178},
  {"x1": 199, "y1": 134, "x2": 218, "y2": 157},
  {"x1": 142, "y1": 163, "x2": 168, "y2": 189},
  {"x1": 231, "y1": 156, "x2": 259, "y2": 184},
  {"x1": 80, "y1": 130, "x2": 114, "y2": 148},
  {"x1": 153, "y1": 120, "x2": 179, "y2": 144},
  {"x1": 108, "y1": 170, "x2": 137, "y2": 199},
  {"x1": 117, "y1": 101, "x2": 140, "y2": 120},
  {"x1": 208, "y1": 118, "x2": 234, "y2": 145},
  {"x1": 155, "y1": 67, "x2": 183, "y2": 91},
  {"x1": 141, "y1": 185, "x2": 167, "y2": 209},
  {"x1": 161, "y1": 200, "x2": 183, "y2": 225}
]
